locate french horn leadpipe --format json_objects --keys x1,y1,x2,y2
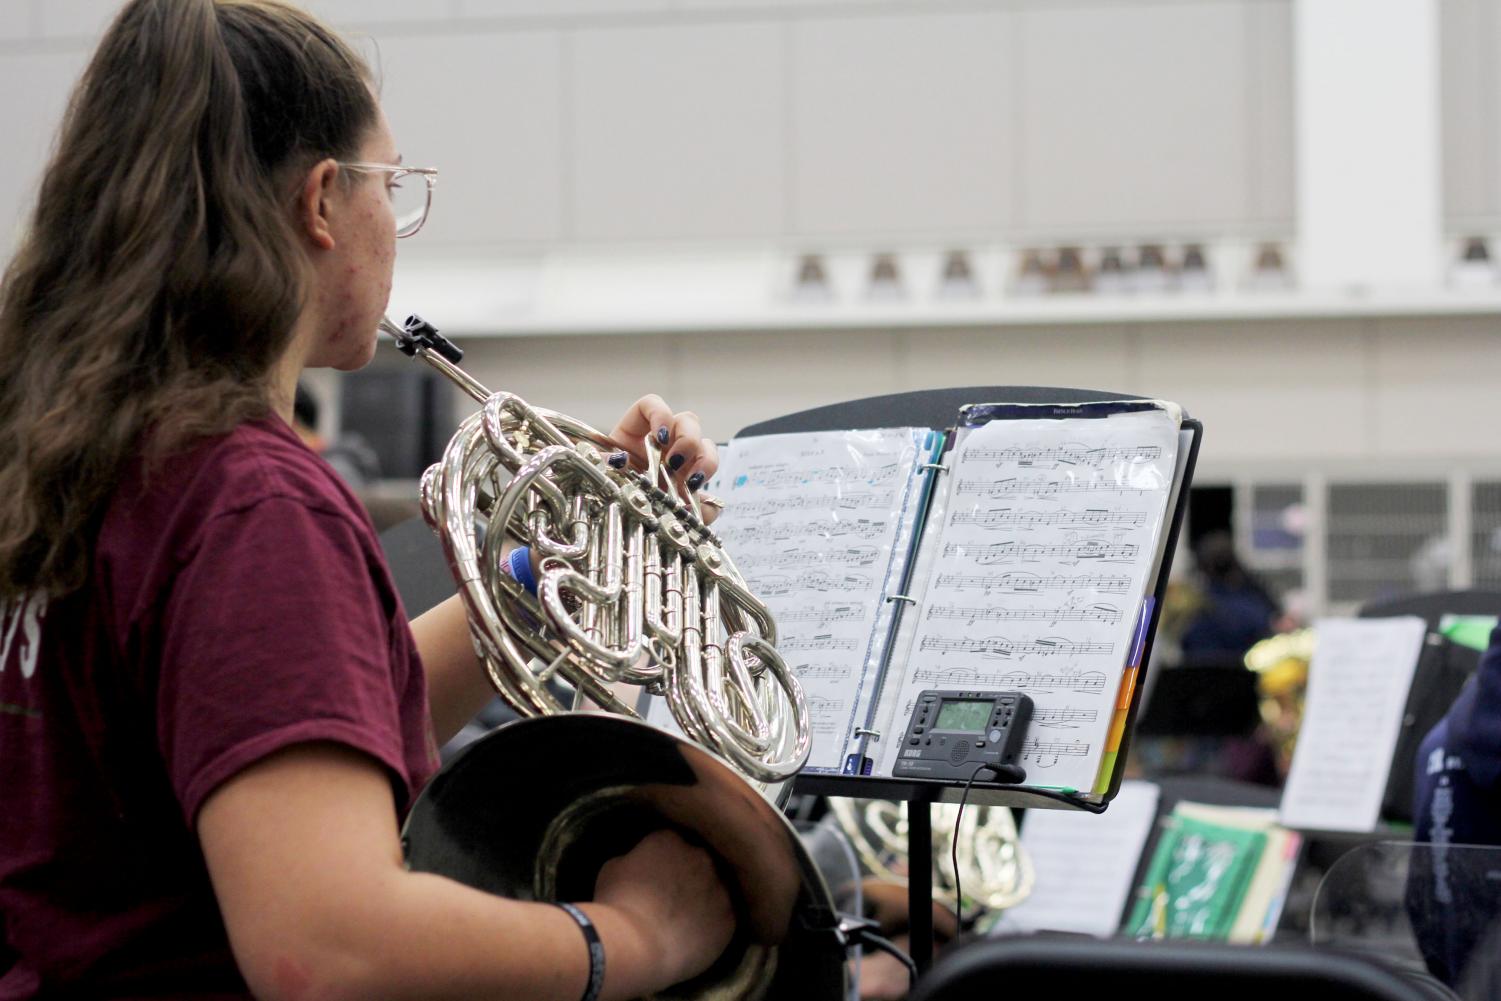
[{"x1": 379, "y1": 314, "x2": 812, "y2": 790}]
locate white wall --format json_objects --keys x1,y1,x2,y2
[
  {"x1": 378, "y1": 0, "x2": 1298, "y2": 248},
  {"x1": 439, "y1": 312, "x2": 1501, "y2": 486},
  {"x1": 0, "y1": 0, "x2": 1297, "y2": 252}
]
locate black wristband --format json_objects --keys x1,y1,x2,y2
[{"x1": 556, "y1": 902, "x2": 605, "y2": 1001}]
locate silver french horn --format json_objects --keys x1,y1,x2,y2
[
  {"x1": 381, "y1": 315, "x2": 810, "y2": 787},
  {"x1": 383, "y1": 314, "x2": 857, "y2": 1000}
]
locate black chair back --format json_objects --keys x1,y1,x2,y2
[{"x1": 908, "y1": 937, "x2": 1455, "y2": 1001}]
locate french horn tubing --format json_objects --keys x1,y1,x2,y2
[{"x1": 380, "y1": 314, "x2": 812, "y2": 790}]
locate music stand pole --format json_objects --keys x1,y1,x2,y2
[{"x1": 909, "y1": 797, "x2": 934, "y2": 974}]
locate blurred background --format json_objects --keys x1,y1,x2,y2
[{"x1": 4, "y1": 0, "x2": 1501, "y2": 624}]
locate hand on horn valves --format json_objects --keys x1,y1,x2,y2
[{"x1": 608, "y1": 395, "x2": 721, "y2": 523}]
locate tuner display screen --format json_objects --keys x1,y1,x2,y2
[{"x1": 935, "y1": 699, "x2": 990, "y2": 732}]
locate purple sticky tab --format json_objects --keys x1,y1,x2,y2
[{"x1": 1128, "y1": 596, "x2": 1155, "y2": 668}]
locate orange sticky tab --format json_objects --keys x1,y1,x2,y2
[
  {"x1": 1106, "y1": 708, "x2": 1129, "y2": 749},
  {"x1": 1115, "y1": 666, "x2": 1140, "y2": 711}
]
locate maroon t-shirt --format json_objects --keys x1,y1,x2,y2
[{"x1": 0, "y1": 417, "x2": 439, "y2": 998}]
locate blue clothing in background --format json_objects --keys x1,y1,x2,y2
[
  {"x1": 1411, "y1": 624, "x2": 1501, "y2": 988},
  {"x1": 1179, "y1": 581, "x2": 1277, "y2": 667},
  {"x1": 1415, "y1": 623, "x2": 1501, "y2": 845}
]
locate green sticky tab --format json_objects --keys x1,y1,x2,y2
[
  {"x1": 1439, "y1": 614, "x2": 1498, "y2": 653},
  {"x1": 1093, "y1": 751, "x2": 1118, "y2": 796}
]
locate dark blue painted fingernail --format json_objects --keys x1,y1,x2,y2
[
  {"x1": 607, "y1": 451, "x2": 629, "y2": 468},
  {"x1": 668, "y1": 453, "x2": 686, "y2": 472},
  {"x1": 656, "y1": 426, "x2": 670, "y2": 446},
  {"x1": 687, "y1": 472, "x2": 706, "y2": 491}
]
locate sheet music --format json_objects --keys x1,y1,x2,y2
[
  {"x1": 996, "y1": 780, "x2": 1161, "y2": 936},
  {"x1": 873, "y1": 408, "x2": 1180, "y2": 791},
  {"x1": 681, "y1": 428, "x2": 932, "y2": 772},
  {"x1": 1278, "y1": 616, "x2": 1427, "y2": 832}
]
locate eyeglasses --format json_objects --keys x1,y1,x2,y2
[{"x1": 338, "y1": 162, "x2": 439, "y2": 238}]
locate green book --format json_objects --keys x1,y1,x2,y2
[{"x1": 1125, "y1": 815, "x2": 1268, "y2": 941}]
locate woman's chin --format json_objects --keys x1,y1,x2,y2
[{"x1": 310, "y1": 325, "x2": 381, "y2": 371}]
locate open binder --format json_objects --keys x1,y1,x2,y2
[{"x1": 647, "y1": 387, "x2": 1201, "y2": 811}]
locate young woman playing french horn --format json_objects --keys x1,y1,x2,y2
[{"x1": 0, "y1": 2, "x2": 734, "y2": 998}]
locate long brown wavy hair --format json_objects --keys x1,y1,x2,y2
[{"x1": 0, "y1": 0, "x2": 377, "y2": 600}]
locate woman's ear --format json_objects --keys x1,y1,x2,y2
[{"x1": 293, "y1": 158, "x2": 340, "y2": 252}]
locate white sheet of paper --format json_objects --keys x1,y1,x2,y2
[
  {"x1": 647, "y1": 428, "x2": 931, "y2": 772},
  {"x1": 1278, "y1": 616, "x2": 1428, "y2": 832},
  {"x1": 997, "y1": 780, "x2": 1161, "y2": 936},
  {"x1": 873, "y1": 408, "x2": 1180, "y2": 789}
]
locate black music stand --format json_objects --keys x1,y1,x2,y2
[
  {"x1": 742, "y1": 386, "x2": 1200, "y2": 973},
  {"x1": 1358, "y1": 590, "x2": 1501, "y2": 823}
]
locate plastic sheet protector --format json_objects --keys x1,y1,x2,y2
[
  {"x1": 869, "y1": 406, "x2": 1181, "y2": 794},
  {"x1": 649, "y1": 427, "x2": 936, "y2": 772},
  {"x1": 647, "y1": 402, "x2": 1188, "y2": 800}
]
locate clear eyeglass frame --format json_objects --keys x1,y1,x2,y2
[{"x1": 338, "y1": 161, "x2": 439, "y2": 239}]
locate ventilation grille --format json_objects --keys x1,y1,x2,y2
[{"x1": 1326, "y1": 482, "x2": 1448, "y2": 605}]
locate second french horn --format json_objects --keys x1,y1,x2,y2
[{"x1": 830, "y1": 799, "x2": 1034, "y2": 916}]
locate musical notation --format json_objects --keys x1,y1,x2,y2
[
  {"x1": 781, "y1": 634, "x2": 858, "y2": 653},
  {"x1": 778, "y1": 603, "x2": 868, "y2": 624},
  {"x1": 957, "y1": 477, "x2": 1150, "y2": 499},
  {"x1": 927, "y1": 603, "x2": 1123, "y2": 626},
  {"x1": 758, "y1": 571, "x2": 873, "y2": 596},
  {"x1": 739, "y1": 545, "x2": 878, "y2": 570},
  {"x1": 962, "y1": 444, "x2": 1162, "y2": 468},
  {"x1": 792, "y1": 662, "x2": 852, "y2": 682},
  {"x1": 950, "y1": 508, "x2": 1148, "y2": 530},
  {"x1": 912, "y1": 666, "x2": 1109, "y2": 695},
  {"x1": 918, "y1": 635, "x2": 1114, "y2": 659},
  {"x1": 809, "y1": 692, "x2": 847, "y2": 735},
  {"x1": 1031, "y1": 706, "x2": 1099, "y2": 729},
  {"x1": 941, "y1": 540, "x2": 1138, "y2": 566},
  {"x1": 717, "y1": 517, "x2": 888, "y2": 546},
  {"x1": 726, "y1": 492, "x2": 895, "y2": 518},
  {"x1": 704, "y1": 426, "x2": 939, "y2": 775},
  {"x1": 740, "y1": 461, "x2": 903, "y2": 489},
  {"x1": 934, "y1": 572, "x2": 1132, "y2": 595},
  {"x1": 1022, "y1": 737, "x2": 1091, "y2": 766}
]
